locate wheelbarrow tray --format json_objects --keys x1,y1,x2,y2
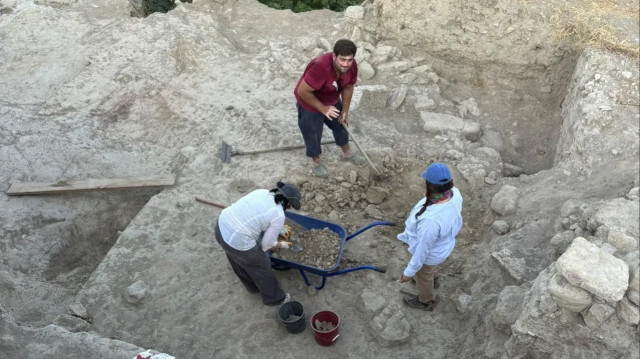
[{"x1": 269, "y1": 211, "x2": 395, "y2": 290}]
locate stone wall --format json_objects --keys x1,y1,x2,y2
[{"x1": 554, "y1": 48, "x2": 640, "y2": 179}]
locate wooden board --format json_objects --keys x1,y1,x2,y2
[
  {"x1": 7, "y1": 175, "x2": 175, "y2": 196},
  {"x1": 399, "y1": 287, "x2": 418, "y2": 296}
]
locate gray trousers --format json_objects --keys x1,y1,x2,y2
[{"x1": 215, "y1": 222, "x2": 285, "y2": 305}]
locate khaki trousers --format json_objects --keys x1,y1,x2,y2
[{"x1": 414, "y1": 264, "x2": 438, "y2": 303}]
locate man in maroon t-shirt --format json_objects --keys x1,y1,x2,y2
[{"x1": 294, "y1": 39, "x2": 365, "y2": 178}]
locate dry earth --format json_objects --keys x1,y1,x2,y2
[{"x1": 0, "y1": 0, "x2": 638, "y2": 358}]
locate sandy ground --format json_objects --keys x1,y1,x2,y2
[{"x1": 0, "y1": 0, "x2": 638, "y2": 358}]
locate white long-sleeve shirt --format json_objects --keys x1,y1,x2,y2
[
  {"x1": 218, "y1": 189, "x2": 286, "y2": 251},
  {"x1": 397, "y1": 187, "x2": 463, "y2": 277}
]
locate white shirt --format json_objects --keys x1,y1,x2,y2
[
  {"x1": 397, "y1": 187, "x2": 463, "y2": 277},
  {"x1": 218, "y1": 189, "x2": 286, "y2": 251}
]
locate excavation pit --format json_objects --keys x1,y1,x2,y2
[{"x1": 1, "y1": 189, "x2": 161, "y2": 327}]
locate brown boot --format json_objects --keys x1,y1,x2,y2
[{"x1": 403, "y1": 296, "x2": 437, "y2": 311}]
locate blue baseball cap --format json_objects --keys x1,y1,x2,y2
[{"x1": 422, "y1": 163, "x2": 452, "y2": 184}]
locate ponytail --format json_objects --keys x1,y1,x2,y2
[{"x1": 415, "y1": 181, "x2": 454, "y2": 219}]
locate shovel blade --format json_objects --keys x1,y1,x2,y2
[
  {"x1": 220, "y1": 141, "x2": 232, "y2": 163},
  {"x1": 290, "y1": 245, "x2": 303, "y2": 253}
]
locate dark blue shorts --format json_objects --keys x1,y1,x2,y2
[{"x1": 297, "y1": 102, "x2": 349, "y2": 158}]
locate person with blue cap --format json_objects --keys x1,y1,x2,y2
[
  {"x1": 214, "y1": 181, "x2": 302, "y2": 306},
  {"x1": 396, "y1": 163, "x2": 463, "y2": 311}
]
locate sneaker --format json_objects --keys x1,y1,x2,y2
[
  {"x1": 282, "y1": 293, "x2": 291, "y2": 304},
  {"x1": 266, "y1": 293, "x2": 291, "y2": 306},
  {"x1": 343, "y1": 151, "x2": 366, "y2": 165},
  {"x1": 312, "y1": 164, "x2": 328, "y2": 178},
  {"x1": 403, "y1": 295, "x2": 436, "y2": 311}
]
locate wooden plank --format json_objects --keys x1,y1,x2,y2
[
  {"x1": 399, "y1": 287, "x2": 418, "y2": 296},
  {"x1": 7, "y1": 175, "x2": 175, "y2": 196}
]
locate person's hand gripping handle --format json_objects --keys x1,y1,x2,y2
[
  {"x1": 279, "y1": 225, "x2": 292, "y2": 241},
  {"x1": 323, "y1": 105, "x2": 341, "y2": 121}
]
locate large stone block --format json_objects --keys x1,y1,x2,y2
[
  {"x1": 421, "y1": 111, "x2": 464, "y2": 132},
  {"x1": 420, "y1": 111, "x2": 482, "y2": 141},
  {"x1": 376, "y1": 60, "x2": 415, "y2": 73},
  {"x1": 556, "y1": 237, "x2": 629, "y2": 301},
  {"x1": 548, "y1": 271, "x2": 592, "y2": 312}
]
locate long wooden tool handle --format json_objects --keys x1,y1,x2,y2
[
  {"x1": 236, "y1": 140, "x2": 336, "y2": 155},
  {"x1": 195, "y1": 197, "x2": 228, "y2": 209},
  {"x1": 343, "y1": 125, "x2": 382, "y2": 176}
]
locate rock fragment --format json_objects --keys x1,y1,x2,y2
[
  {"x1": 503, "y1": 163, "x2": 523, "y2": 177},
  {"x1": 414, "y1": 96, "x2": 436, "y2": 111},
  {"x1": 607, "y1": 230, "x2": 638, "y2": 253},
  {"x1": 376, "y1": 60, "x2": 414, "y2": 73},
  {"x1": 490, "y1": 185, "x2": 519, "y2": 216},
  {"x1": 491, "y1": 248, "x2": 526, "y2": 282},
  {"x1": 366, "y1": 186, "x2": 389, "y2": 204},
  {"x1": 616, "y1": 297, "x2": 639, "y2": 325},
  {"x1": 582, "y1": 303, "x2": 615, "y2": 329},
  {"x1": 358, "y1": 61, "x2": 375, "y2": 80},
  {"x1": 126, "y1": 280, "x2": 150, "y2": 304},
  {"x1": 548, "y1": 271, "x2": 592, "y2": 312},
  {"x1": 492, "y1": 286, "x2": 527, "y2": 334},
  {"x1": 492, "y1": 220, "x2": 510, "y2": 235},
  {"x1": 68, "y1": 302, "x2": 88, "y2": 319},
  {"x1": 457, "y1": 293, "x2": 473, "y2": 313},
  {"x1": 387, "y1": 85, "x2": 408, "y2": 110},
  {"x1": 420, "y1": 111, "x2": 481, "y2": 141},
  {"x1": 359, "y1": 289, "x2": 386, "y2": 314},
  {"x1": 344, "y1": 5, "x2": 364, "y2": 20},
  {"x1": 368, "y1": 304, "x2": 412, "y2": 347}
]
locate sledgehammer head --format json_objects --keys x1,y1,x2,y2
[{"x1": 220, "y1": 141, "x2": 232, "y2": 163}]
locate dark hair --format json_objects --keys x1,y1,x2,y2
[
  {"x1": 333, "y1": 39, "x2": 357, "y2": 57},
  {"x1": 415, "y1": 181, "x2": 454, "y2": 219},
  {"x1": 270, "y1": 190, "x2": 290, "y2": 209}
]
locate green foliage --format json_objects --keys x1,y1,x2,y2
[
  {"x1": 143, "y1": 0, "x2": 176, "y2": 15},
  {"x1": 257, "y1": 0, "x2": 362, "y2": 13}
]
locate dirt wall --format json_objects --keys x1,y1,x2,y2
[{"x1": 372, "y1": 0, "x2": 568, "y2": 72}]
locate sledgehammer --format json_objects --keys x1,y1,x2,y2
[{"x1": 220, "y1": 140, "x2": 337, "y2": 163}]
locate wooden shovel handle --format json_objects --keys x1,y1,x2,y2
[
  {"x1": 343, "y1": 125, "x2": 382, "y2": 176},
  {"x1": 195, "y1": 197, "x2": 227, "y2": 209}
]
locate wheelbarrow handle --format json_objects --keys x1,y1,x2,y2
[
  {"x1": 346, "y1": 221, "x2": 396, "y2": 241},
  {"x1": 373, "y1": 266, "x2": 387, "y2": 273}
]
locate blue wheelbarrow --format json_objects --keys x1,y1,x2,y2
[{"x1": 269, "y1": 211, "x2": 396, "y2": 290}]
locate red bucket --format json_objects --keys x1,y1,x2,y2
[{"x1": 310, "y1": 311, "x2": 340, "y2": 346}]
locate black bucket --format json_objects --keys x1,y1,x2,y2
[{"x1": 277, "y1": 301, "x2": 306, "y2": 334}]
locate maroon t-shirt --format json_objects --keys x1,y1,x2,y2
[{"x1": 294, "y1": 52, "x2": 358, "y2": 113}]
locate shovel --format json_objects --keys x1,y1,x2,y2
[
  {"x1": 343, "y1": 124, "x2": 386, "y2": 181},
  {"x1": 220, "y1": 140, "x2": 337, "y2": 163},
  {"x1": 195, "y1": 196, "x2": 303, "y2": 252}
]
